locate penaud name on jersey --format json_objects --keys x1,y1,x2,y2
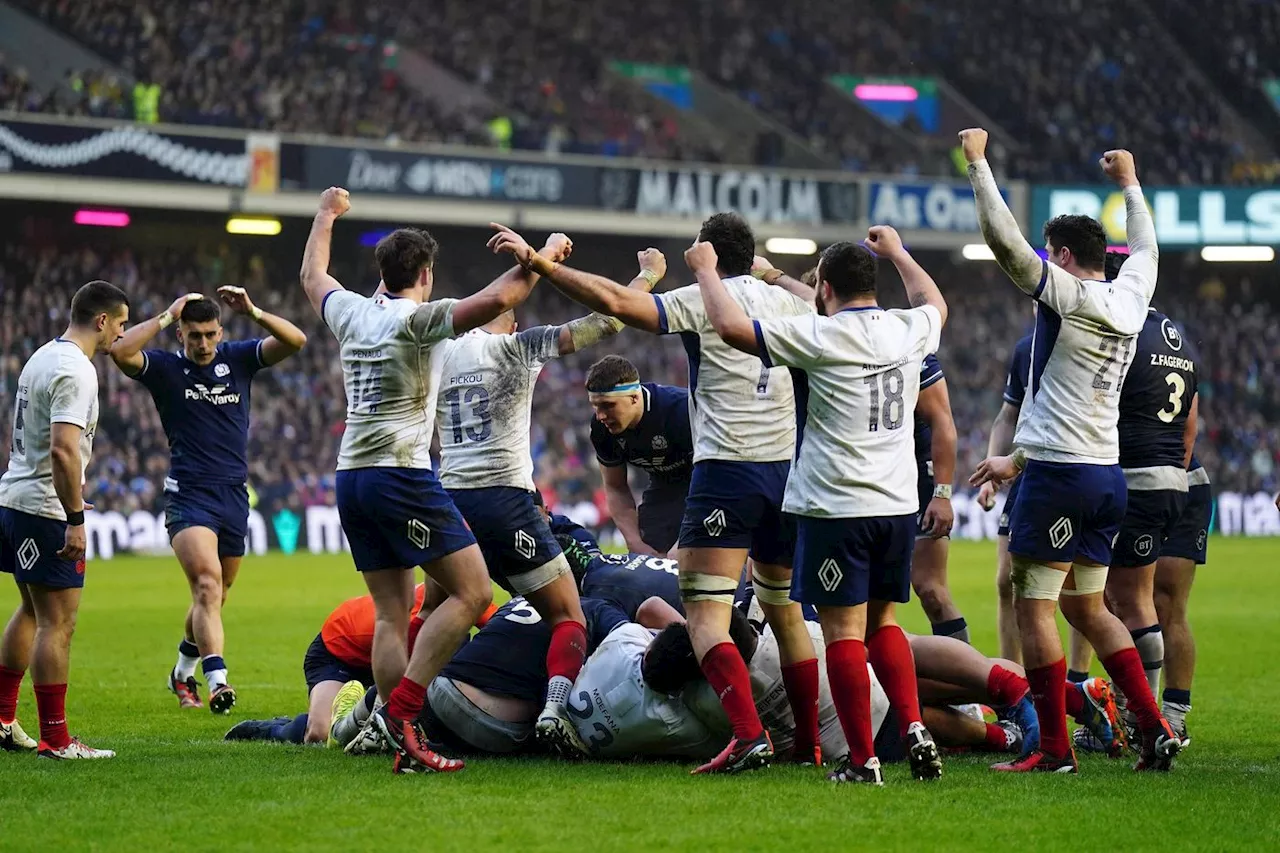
[
  {"x1": 590, "y1": 383, "x2": 693, "y2": 488},
  {"x1": 132, "y1": 340, "x2": 266, "y2": 486},
  {"x1": 1117, "y1": 309, "x2": 1198, "y2": 475}
]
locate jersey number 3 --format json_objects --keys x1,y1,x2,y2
[{"x1": 1157, "y1": 372, "x2": 1187, "y2": 423}]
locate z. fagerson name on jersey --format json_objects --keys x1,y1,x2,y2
[
  {"x1": 183, "y1": 383, "x2": 242, "y2": 405},
  {"x1": 1149, "y1": 353, "x2": 1194, "y2": 372}
]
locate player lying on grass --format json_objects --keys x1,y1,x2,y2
[{"x1": 225, "y1": 585, "x2": 497, "y2": 744}]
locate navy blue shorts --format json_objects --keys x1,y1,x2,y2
[
  {"x1": 302, "y1": 634, "x2": 374, "y2": 693},
  {"x1": 164, "y1": 482, "x2": 250, "y2": 558},
  {"x1": 1008, "y1": 461, "x2": 1127, "y2": 565},
  {"x1": 997, "y1": 475, "x2": 1023, "y2": 537},
  {"x1": 1163, "y1": 482, "x2": 1212, "y2": 565},
  {"x1": 638, "y1": 486, "x2": 687, "y2": 554},
  {"x1": 1112, "y1": 488, "x2": 1188, "y2": 569},
  {"x1": 678, "y1": 460, "x2": 794, "y2": 565},
  {"x1": 336, "y1": 468, "x2": 476, "y2": 572},
  {"x1": 915, "y1": 462, "x2": 934, "y2": 537},
  {"x1": 791, "y1": 514, "x2": 916, "y2": 607},
  {"x1": 0, "y1": 507, "x2": 85, "y2": 590},
  {"x1": 449, "y1": 487, "x2": 564, "y2": 596}
]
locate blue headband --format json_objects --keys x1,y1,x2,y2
[{"x1": 591, "y1": 381, "x2": 641, "y2": 396}]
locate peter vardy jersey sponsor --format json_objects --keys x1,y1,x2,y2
[{"x1": 133, "y1": 340, "x2": 266, "y2": 486}]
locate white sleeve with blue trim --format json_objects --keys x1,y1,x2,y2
[
  {"x1": 652, "y1": 285, "x2": 705, "y2": 335},
  {"x1": 753, "y1": 314, "x2": 825, "y2": 370},
  {"x1": 321, "y1": 289, "x2": 362, "y2": 338}
]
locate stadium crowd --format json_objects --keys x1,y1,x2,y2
[
  {"x1": 3, "y1": 0, "x2": 1274, "y2": 181},
  {"x1": 1, "y1": 230, "x2": 1275, "y2": 530}
]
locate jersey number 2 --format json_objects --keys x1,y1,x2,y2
[{"x1": 1157, "y1": 372, "x2": 1187, "y2": 423}]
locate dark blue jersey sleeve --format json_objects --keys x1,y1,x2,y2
[
  {"x1": 220, "y1": 339, "x2": 268, "y2": 377},
  {"x1": 583, "y1": 598, "x2": 629, "y2": 648},
  {"x1": 1003, "y1": 335, "x2": 1033, "y2": 406},
  {"x1": 920, "y1": 353, "x2": 944, "y2": 390}
]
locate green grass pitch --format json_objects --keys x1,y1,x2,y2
[{"x1": 1, "y1": 538, "x2": 1278, "y2": 852}]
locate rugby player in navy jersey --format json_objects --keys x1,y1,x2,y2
[
  {"x1": 977, "y1": 331, "x2": 1033, "y2": 663},
  {"x1": 586, "y1": 355, "x2": 693, "y2": 556},
  {"x1": 110, "y1": 287, "x2": 306, "y2": 714},
  {"x1": 911, "y1": 354, "x2": 968, "y2": 643}
]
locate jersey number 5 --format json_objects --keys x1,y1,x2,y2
[
  {"x1": 863, "y1": 368, "x2": 905, "y2": 432},
  {"x1": 10, "y1": 397, "x2": 28, "y2": 454},
  {"x1": 1157, "y1": 372, "x2": 1187, "y2": 423}
]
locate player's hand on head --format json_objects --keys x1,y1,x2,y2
[
  {"x1": 684, "y1": 240, "x2": 718, "y2": 273},
  {"x1": 488, "y1": 223, "x2": 536, "y2": 267},
  {"x1": 319, "y1": 186, "x2": 350, "y2": 216},
  {"x1": 969, "y1": 454, "x2": 1019, "y2": 488},
  {"x1": 217, "y1": 286, "x2": 255, "y2": 315},
  {"x1": 957, "y1": 128, "x2": 988, "y2": 164},
  {"x1": 865, "y1": 225, "x2": 904, "y2": 258},
  {"x1": 921, "y1": 496, "x2": 954, "y2": 538},
  {"x1": 167, "y1": 292, "x2": 203, "y2": 319},
  {"x1": 1100, "y1": 150, "x2": 1138, "y2": 187},
  {"x1": 638, "y1": 248, "x2": 666, "y2": 280},
  {"x1": 544, "y1": 232, "x2": 574, "y2": 262}
]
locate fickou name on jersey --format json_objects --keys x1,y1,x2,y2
[
  {"x1": 184, "y1": 383, "x2": 241, "y2": 405},
  {"x1": 634, "y1": 169, "x2": 825, "y2": 224}
]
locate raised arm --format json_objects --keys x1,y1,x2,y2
[
  {"x1": 109, "y1": 293, "x2": 204, "y2": 375},
  {"x1": 960, "y1": 129, "x2": 1045, "y2": 296},
  {"x1": 865, "y1": 225, "x2": 948, "y2": 326},
  {"x1": 451, "y1": 231, "x2": 572, "y2": 334},
  {"x1": 916, "y1": 378, "x2": 957, "y2": 537},
  {"x1": 752, "y1": 255, "x2": 815, "y2": 305},
  {"x1": 217, "y1": 286, "x2": 307, "y2": 366},
  {"x1": 1100, "y1": 150, "x2": 1158, "y2": 300},
  {"x1": 685, "y1": 241, "x2": 756, "y2": 354},
  {"x1": 300, "y1": 187, "x2": 351, "y2": 317},
  {"x1": 557, "y1": 250, "x2": 665, "y2": 355},
  {"x1": 490, "y1": 223, "x2": 662, "y2": 333}
]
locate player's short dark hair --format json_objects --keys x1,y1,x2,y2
[
  {"x1": 697, "y1": 212, "x2": 755, "y2": 278},
  {"x1": 585, "y1": 355, "x2": 640, "y2": 393},
  {"x1": 180, "y1": 297, "x2": 221, "y2": 325},
  {"x1": 1043, "y1": 215, "x2": 1107, "y2": 270},
  {"x1": 70, "y1": 280, "x2": 129, "y2": 326},
  {"x1": 1104, "y1": 250, "x2": 1129, "y2": 281},
  {"x1": 641, "y1": 608, "x2": 757, "y2": 694},
  {"x1": 818, "y1": 241, "x2": 877, "y2": 300},
  {"x1": 375, "y1": 228, "x2": 439, "y2": 292}
]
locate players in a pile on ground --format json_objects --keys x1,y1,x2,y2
[
  {"x1": 0, "y1": 281, "x2": 130, "y2": 760},
  {"x1": 586, "y1": 354, "x2": 693, "y2": 557},
  {"x1": 299, "y1": 186, "x2": 552, "y2": 775},
  {"x1": 109, "y1": 288, "x2": 307, "y2": 715},
  {"x1": 433, "y1": 241, "x2": 664, "y2": 755},
  {"x1": 693, "y1": 227, "x2": 947, "y2": 784},
  {"x1": 493, "y1": 212, "x2": 824, "y2": 776},
  {"x1": 964, "y1": 128, "x2": 1182, "y2": 773}
]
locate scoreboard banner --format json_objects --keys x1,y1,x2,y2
[
  {"x1": 1031, "y1": 184, "x2": 1280, "y2": 246},
  {"x1": 0, "y1": 116, "x2": 251, "y2": 186},
  {"x1": 867, "y1": 180, "x2": 993, "y2": 233}
]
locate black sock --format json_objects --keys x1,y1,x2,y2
[
  {"x1": 931, "y1": 617, "x2": 970, "y2": 644},
  {"x1": 1066, "y1": 669, "x2": 1090, "y2": 683}
]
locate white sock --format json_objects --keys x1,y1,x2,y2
[
  {"x1": 175, "y1": 641, "x2": 200, "y2": 681},
  {"x1": 202, "y1": 656, "x2": 228, "y2": 690},
  {"x1": 545, "y1": 675, "x2": 572, "y2": 711},
  {"x1": 1132, "y1": 627, "x2": 1165, "y2": 701}
]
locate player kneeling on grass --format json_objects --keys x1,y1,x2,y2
[{"x1": 109, "y1": 288, "x2": 307, "y2": 715}]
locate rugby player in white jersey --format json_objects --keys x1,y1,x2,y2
[
  {"x1": 491, "y1": 213, "x2": 822, "y2": 774},
  {"x1": 300, "y1": 187, "x2": 556, "y2": 774},
  {"x1": 962, "y1": 129, "x2": 1182, "y2": 773},
  {"x1": 690, "y1": 227, "x2": 948, "y2": 784},
  {"x1": 0, "y1": 281, "x2": 129, "y2": 759},
  {"x1": 435, "y1": 244, "x2": 666, "y2": 754}
]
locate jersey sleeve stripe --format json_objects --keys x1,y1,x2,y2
[
  {"x1": 49, "y1": 413, "x2": 88, "y2": 428},
  {"x1": 920, "y1": 368, "x2": 944, "y2": 389},
  {"x1": 319, "y1": 289, "x2": 340, "y2": 329},
  {"x1": 1032, "y1": 259, "x2": 1050, "y2": 299},
  {"x1": 1002, "y1": 391, "x2": 1023, "y2": 405},
  {"x1": 752, "y1": 320, "x2": 773, "y2": 369},
  {"x1": 652, "y1": 294, "x2": 670, "y2": 335},
  {"x1": 137, "y1": 351, "x2": 150, "y2": 377},
  {"x1": 255, "y1": 339, "x2": 267, "y2": 367}
]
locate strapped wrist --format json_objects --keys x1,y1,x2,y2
[{"x1": 157, "y1": 310, "x2": 174, "y2": 330}]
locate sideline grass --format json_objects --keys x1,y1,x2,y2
[{"x1": 1, "y1": 538, "x2": 1278, "y2": 852}]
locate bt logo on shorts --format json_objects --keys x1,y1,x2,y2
[
  {"x1": 703, "y1": 508, "x2": 727, "y2": 538},
  {"x1": 1134, "y1": 534, "x2": 1155, "y2": 557},
  {"x1": 514, "y1": 529, "x2": 537, "y2": 561},
  {"x1": 1049, "y1": 517, "x2": 1073, "y2": 550},
  {"x1": 1196, "y1": 529, "x2": 1207, "y2": 551},
  {"x1": 818, "y1": 559, "x2": 843, "y2": 593},
  {"x1": 407, "y1": 519, "x2": 430, "y2": 549}
]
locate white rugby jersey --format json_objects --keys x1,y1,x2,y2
[
  {"x1": 654, "y1": 277, "x2": 812, "y2": 463},
  {"x1": 569, "y1": 622, "x2": 724, "y2": 760},
  {"x1": 436, "y1": 326, "x2": 560, "y2": 492},
  {"x1": 322, "y1": 290, "x2": 457, "y2": 471},
  {"x1": 755, "y1": 304, "x2": 942, "y2": 518},
  {"x1": 0, "y1": 339, "x2": 100, "y2": 520},
  {"x1": 750, "y1": 622, "x2": 889, "y2": 759},
  {"x1": 1015, "y1": 233, "x2": 1156, "y2": 465}
]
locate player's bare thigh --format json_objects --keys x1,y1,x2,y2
[
  {"x1": 1153, "y1": 556, "x2": 1195, "y2": 623},
  {"x1": 678, "y1": 545, "x2": 747, "y2": 658},
  {"x1": 305, "y1": 679, "x2": 344, "y2": 742},
  {"x1": 172, "y1": 526, "x2": 224, "y2": 589},
  {"x1": 421, "y1": 543, "x2": 493, "y2": 619}
]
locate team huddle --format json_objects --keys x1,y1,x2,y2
[{"x1": 0, "y1": 129, "x2": 1212, "y2": 782}]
